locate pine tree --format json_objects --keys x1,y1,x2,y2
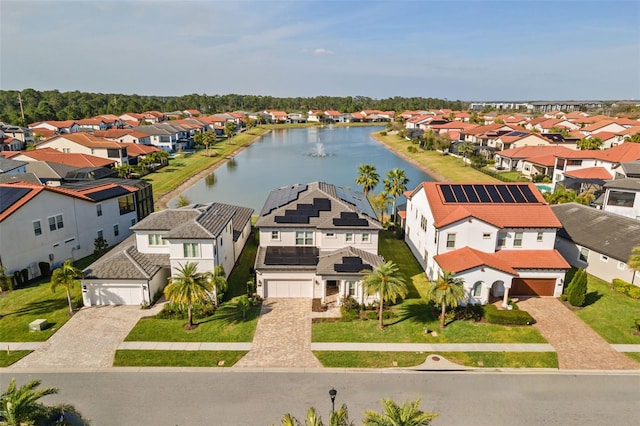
[{"x1": 567, "y1": 268, "x2": 587, "y2": 307}]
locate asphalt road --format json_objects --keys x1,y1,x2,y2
[{"x1": 2, "y1": 369, "x2": 639, "y2": 426}]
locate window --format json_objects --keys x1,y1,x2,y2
[
  {"x1": 183, "y1": 243, "x2": 199, "y2": 258},
  {"x1": 423, "y1": 249, "x2": 428, "y2": 261},
  {"x1": 600, "y1": 255, "x2": 608, "y2": 262},
  {"x1": 567, "y1": 159, "x2": 582, "y2": 166},
  {"x1": 131, "y1": 218, "x2": 136, "y2": 226},
  {"x1": 420, "y1": 215, "x2": 427, "y2": 231},
  {"x1": 362, "y1": 233, "x2": 370, "y2": 243},
  {"x1": 482, "y1": 232, "x2": 491, "y2": 239},
  {"x1": 96, "y1": 204, "x2": 102, "y2": 217},
  {"x1": 579, "y1": 247, "x2": 589, "y2": 262},
  {"x1": 497, "y1": 232, "x2": 507, "y2": 247},
  {"x1": 326, "y1": 232, "x2": 335, "y2": 238},
  {"x1": 514, "y1": 232, "x2": 523, "y2": 247},
  {"x1": 434, "y1": 229, "x2": 438, "y2": 244},
  {"x1": 295, "y1": 231, "x2": 313, "y2": 246},
  {"x1": 113, "y1": 224, "x2": 119, "y2": 237},
  {"x1": 107, "y1": 148, "x2": 120, "y2": 158},
  {"x1": 472, "y1": 281, "x2": 483, "y2": 297},
  {"x1": 97, "y1": 230, "x2": 103, "y2": 239},
  {"x1": 618, "y1": 261, "x2": 626, "y2": 270},
  {"x1": 148, "y1": 234, "x2": 167, "y2": 246},
  {"x1": 118, "y1": 194, "x2": 136, "y2": 215},
  {"x1": 64, "y1": 237, "x2": 75, "y2": 244},
  {"x1": 48, "y1": 214, "x2": 63, "y2": 231},
  {"x1": 33, "y1": 220, "x2": 42, "y2": 236},
  {"x1": 345, "y1": 233, "x2": 354, "y2": 243},
  {"x1": 347, "y1": 281, "x2": 356, "y2": 296},
  {"x1": 446, "y1": 233, "x2": 456, "y2": 248},
  {"x1": 606, "y1": 191, "x2": 635, "y2": 207},
  {"x1": 537, "y1": 231, "x2": 544, "y2": 242},
  {"x1": 271, "y1": 231, "x2": 279, "y2": 240}
]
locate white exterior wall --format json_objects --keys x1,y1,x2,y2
[
  {"x1": 452, "y1": 266, "x2": 513, "y2": 305},
  {"x1": 135, "y1": 231, "x2": 171, "y2": 254},
  {"x1": 38, "y1": 138, "x2": 128, "y2": 166},
  {"x1": 255, "y1": 270, "x2": 315, "y2": 299},
  {"x1": 168, "y1": 239, "x2": 217, "y2": 276},
  {"x1": 233, "y1": 219, "x2": 252, "y2": 262},
  {"x1": 82, "y1": 268, "x2": 169, "y2": 307},
  {"x1": 602, "y1": 189, "x2": 640, "y2": 220},
  {"x1": 259, "y1": 228, "x2": 378, "y2": 254},
  {"x1": 217, "y1": 221, "x2": 235, "y2": 278},
  {"x1": 0, "y1": 191, "x2": 136, "y2": 277},
  {"x1": 510, "y1": 135, "x2": 552, "y2": 148}
]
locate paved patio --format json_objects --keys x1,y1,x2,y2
[
  {"x1": 517, "y1": 297, "x2": 640, "y2": 370},
  {"x1": 234, "y1": 298, "x2": 322, "y2": 368}
]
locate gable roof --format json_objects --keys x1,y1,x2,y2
[
  {"x1": 407, "y1": 182, "x2": 561, "y2": 229},
  {"x1": 496, "y1": 145, "x2": 573, "y2": 160},
  {"x1": 603, "y1": 178, "x2": 640, "y2": 191},
  {"x1": 564, "y1": 167, "x2": 612, "y2": 180},
  {"x1": 551, "y1": 202, "x2": 640, "y2": 261},
  {"x1": 41, "y1": 133, "x2": 127, "y2": 149},
  {"x1": 14, "y1": 148, "x2": 116, "y2": 168},
  {"x1": 559, "y1": 142, "x2": 640, "y2": 163}
]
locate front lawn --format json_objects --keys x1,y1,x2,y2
[
  {"x1": 0, "y1": 351, "x2": 32, "y2": 367},
  {"x1": 113, "y1": 350, "x2": 247, "y2": 367},
  {"x1": 124, "y1": 298, "x2": 260, "y2": 342},
  {"x1": 313, "y1": 231, "x2": 547, "y2": 344},
  {"x1": 314, "y1": 351, "x2": 558, "y2": 369},
  {"x1": 0, "y1": 256, "x2": 97, "y2": 342},
  {"x1": 573, "y1": 274, "x2": 640, "y2": 344}
]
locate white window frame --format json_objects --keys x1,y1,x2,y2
[
  {"x1": 537, "y1": 231, "x2": 544, "y2": 242},
  {"x1": 183, "y1": 242, "x2": 200, "y2": 258},
  {"x1": 97, "y1": 229, "x2": 103, "y2": 239},
  {"x1": 33, "y1": 220, "x2": 42, "y2": 236},
  {"x1": 326, "y1": 232, "x2": 335, "y2": 238},
  {"x1": 295, "y1": 231, "x2": 313, "y2": 246},
  {"x1": 472, "y1": 281, "x2": 483, "y2": 297},
  {"x1": 345, "y1": 233, "x2": 354, "y2": 243},
  {"x1": 579, "y1": 247, "x2": 589, "y2": 262},
  {"x1": 148, "y1": 234, "x2": 167, "y2": 246},
  {"x1": 96, "y1": 203, "x2": 103, "y2": 217},
  {"x1": 48, "y1": 214, "x2": 63, "y2": 231},
  {"x1": 446, "y1": 233, "x2": 456, "y2": 248},
  {"x1": 362, "y1": 233, "x2": 370, "y2": 243},
  {"x1": 482, "y1": 232, "x2": 491, "y2": 239},
  {"x1": 514, "y1": 231, "x2": 523, "y2": 247},
  {"x1": 497, "y1": 232, "x2": 507, "y2": 248},
  {"x1": 347, "y1": 280, "x2": 356, "y2": 296},
  {"x1": 271, "y1": 231, "x2": 280, "y2": 241},
  {"x1": 617, "y1": 261, "x2": 626, "y2": 270},
  {"x1": 113, "y1": 224, "x2": 119, "y2": 237}
]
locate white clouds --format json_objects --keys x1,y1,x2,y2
[{"x1": 313, "y1": 48, "x2": 334, "y2": 56}]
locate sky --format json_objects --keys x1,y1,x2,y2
[{"x1": 1, "y1": 0, "x2": 639, "y2": 101}]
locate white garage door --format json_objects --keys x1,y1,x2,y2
[
  {"x1": 264, "y1": 280, "x2": 313, "y2": 298},
  {"x1": 89, "y1": 285, "x2": 143, "y2": 306}
]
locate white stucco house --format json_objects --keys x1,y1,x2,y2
[
  {"x1": 0, "y1": 180, "x2": 145, "y2": 281},
  {"x1": 404, "y1": 182, "x2": 570, "y2": 306},
  {"x1": 254, "y1": 182, "x2": 384, "y2": 306},
  {"x1": 36, "y1": 133, "x2": 130, "y2": 166},
  {"x1": 599, "y1": 178, "x2": 640, "y2": 221},
  {"x1": 552, "y1": 203, "x2": 640, "y2": 286},
  {"x1": 82, "y1": 202, "x2": 253, "y2": 306}
]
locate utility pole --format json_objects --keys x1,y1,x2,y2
[{"x1": 17, "y1": 92, "x2": 25, "y2": 124}]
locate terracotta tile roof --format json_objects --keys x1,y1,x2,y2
[
  {"x1": 76, "y1": 118, "x2": 105, "y2": 126},
  {"x1": 184, "y1": 109, "x2": 201, "y2": 115},
  {"x1": 42, "y1": 133, "x2": 126, "y2": 149},
  {"x1": 559, "y1": 142, "x2": 640, "y2": 162},
  {"x1": 613, "y1": 118, "x2": 640, "y2": 126},
  {"x1": 617, "y1": 126, "x2": 640, "y2": 136},
  {"x1": 407, "y1": 182, "x2": 561, "y2": 229},
  {"x1": 493, "y1": 249, "x2": 570, "y2": 270},
  {"x1": 582, "y1": 120, "x2": 620, "y2": 132},
  {"x1": 30, "y1": 120, "x2": 77, "y2": 129},
  {"x1": 430, "y1": 122, "x2": 478, "y2": 130},
  {"x1": 324, "y1": 110, "x2": 343, "y2": 116},
  {"x1": 496, "y1": 145, "x2": 572, "y2": 159},
  {"x1": 564, "y1": 167, "x2": 613, "y2": 180},
  {"x1": 94, "y1": 129, "x2": 150, "y2": 139},
  {"x1": 15, "y1": 147, "x2": 117, "y2": 167},
  {"x1": 125, "y1": 143, "x2": 161, "y2": 157},
  {"x1": 588, "y1": 131, "x2": 616, "y2": 141},
  {"x1": 526, "y1": 154, "x2": 560, "y2": 167},
  {"x1": 31, "y1": 128, "x2": 57, "y2": 138},
  {"x1": 351, "y1": 112, "x2": 365, "y2": 119}
]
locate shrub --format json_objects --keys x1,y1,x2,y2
[
  {"x1": 484, "y1": 304, "x2": 533, "y2": 326},
  {"x1": 628, "y1": 286, "x2": 640, "y2": 300},
  {"x1": 365, "y1": 311, "x2": 378, "y2": 321},
  {"x1": 453, "y1": 304, "x2": 484, "y2": 321},
  {"x1": 407, "y1": 145, "x2": 418, "y2": 153},
  {"x1": 379, "y1": 130, "x2": 387, "y2": 136},
  {"x1": 157, "y1": 302, "x2": 215, "y2": 320},
  {"x1": 382, "y1": 310, "x2": 397, "y2": 320},
  {"x1": 6, "y1": 275, "x2": 13, "y2": 291},
  {"x1": 340, "y1": 296, "x2": 360, "y2": 312},
  {"x1": 72, "y1": 294, "x2": 84, "y2": 309},
  {"x1": 567, "y1": 268, "x2": 587, "y2": 307},
  {"x1": 612, "y1": 278, "x2": 640, "y2": 299},
  {"x1": 340, "y1": 309, "x2": 359, "y2": 322},
  {"x1": 560, "y1": 294, "x2": 568, "y2": 302}
]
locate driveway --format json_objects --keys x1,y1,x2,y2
[
  {"x1": 10, "y1": 304, "x2": 162, "y2": 369},
  {"x1": 517, "y1": 297, "x2": 640, "y2": 370},
  {"x1": 234, "y1": 298, "x2": 322, "y2": 368}
]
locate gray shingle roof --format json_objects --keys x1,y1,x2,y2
[
  {"x1": 0, "y1": 157, "x2": 26, "y2": 173},
  {"x1": 131, "y1": 209, "x2": 200, "y2": 231},
  {"x1": 317, "y1": 246, "x2": 384, "y2": 276},
  {"x1": 83, "y1": 235, "x2": 170, "y2": 280},
  {"x1": 551, "y1": 203, "x2": 640, "y2": 261},
  {"x1": 254, "y1": 246, "x2": 318, "y2": 271},
  {"x1": 0, "y1": 172, "x2": 41, "y2": 184},
  {"x1": 617, "y1": 161, "x2": 640, "y2": 177},
  {"x1": 603, "y1": 178, "x2": 640, "y2": 191}
]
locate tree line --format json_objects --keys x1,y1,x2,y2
[{"x1": 0, "y1": 89, "x2": 467, "y2": 126}]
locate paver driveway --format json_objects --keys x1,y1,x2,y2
[
  {"x1": 518, "y1": 297, "x2": 640, "y2": 370},
  {"x1": 10, "y1": 304, "x2": 161, "y2": 369},
  {"x1": 234, "y1": 298, "x2": 322, "y2": 368}
]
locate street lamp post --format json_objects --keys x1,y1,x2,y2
[{"x1": 329, "y1": 388, "x2": 337, "y2": 413}]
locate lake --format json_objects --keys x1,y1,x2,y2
[{"x1": 170, "y1": 126, "x2": 433, "y2": 212}]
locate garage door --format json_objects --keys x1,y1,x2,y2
[
  {"x1": 89, "y1": 286, "x2": 143, "y2": 306},
  {"x1": 511, "y1": 278, "x2": 556, "y2": 296},
  {"x1": 264, "y1": 280, "x2": 313, "y2": 298}
]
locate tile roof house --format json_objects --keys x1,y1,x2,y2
[
  {"x1": 6, "y1": 147, "x2": 117, "y2": 169},
  {"x1": 254, "y1": 182, "x2": 383, "y2": 306},
  {"x1": 599, "y1": 178, "x2": 640, "y2": 221},
  {"x1": 0, "y1": 180, "x2": 148, "y2": 281},
  {"x1": 494, "y1": 146, "x2": 574, "y2": 178},
  {"x1": 404, "y1": 182, "x2": 569, "y2": 306},
  {"x1": 36, "y1": 133, "x2": 131, "y2": 166},
  {"x1": 82, "y1": 202, "x2": 253, "y2": 306},
  {"x1": 552, "y1": 203, "x2": 640, "y2": 286}
]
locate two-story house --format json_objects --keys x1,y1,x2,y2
[
  {"x1": 36, "y1": 133, "x2": 130, "y2": 166},
  {"x1": 404, "y1": 182, "x2": 569, "y2": 307},
  {"x1": 82, "y1": 202, "x2": 253, "y2": 306},
  {"x1": 254, "y1": 182, "x2": 383, "y2": 306}
]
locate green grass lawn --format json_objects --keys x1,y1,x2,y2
[
  {"x1": 0, "y1": 351, "x2": 32, "y2": 367},
  {"x1": 372, "y1": 132, "x2": 499, "y2": 183},
  {"x1": 573, "y1": 275, "x2": 640, "y2": 344},
  {"x1": 313, "y1": 231, "x2": 547, "y2": 344},
  {"x1": 0, "y1": 255, "x2": 100, "y2": 342},
  {"x1": 314, "y1": 351, "x2": 558, "y2": 369},
  {"x1": 624, "y1": 353, "x2": 640, "y2": 363},
  {"x1": 113, "y1": 350, "x2": 247, "y2": 367}
]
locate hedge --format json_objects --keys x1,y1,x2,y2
[
  {"x1": 612, "y1": 278, "x2": 640, "y2": 300},
  {"x1": 483, "y1": 304, "x2": 533, "y2": 325}
]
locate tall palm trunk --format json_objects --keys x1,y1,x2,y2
[
  {"x1": 188, "y1": 303, "x2": 193, "y2": 327},
  {"x1": 66, "y1": 288, "x2": 73, "y2": 315},
  {"x1": 440, "y1": 302, "x2": 446, "y2": 328},
  {"x1": 378, "y1": 299, "x2": 384, "y2": 330},
  {"x1": 391, "y1": 196, "x2": 397, "y2": 223}
]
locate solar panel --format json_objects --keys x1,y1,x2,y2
[
  {"x1": 83, "y1": 186, "x2": 131, "y2": 202},
  {"x1": 264, "y1": 246, "x2": 318, "y2": 265},
  {"x1": 0, "y1": 186, "x2": 32, "y2": 215},
  {"x1": 440, "y1": 185, "x2": 456, "y2": 202},
  {"x1": 334, "y1": 256, "x2": 372, "y2": 273},
  {"x1": 497, "y1": 185, "x2": 515, "y2": 203},
  {"x1": 274, "y1": 215, "x2": 310, "y2": 224},
  {"x1": 486, "y1": 185, "x2": 503, "y2": 203},
  {"x1": 259, "y1": 184, "x2": 307, "y2": 216},
  {"x1": 333, "y1": 212, "x2": 368, "y2": 227},
  {"x1": 520, "y1": 185, "x2": 539, "y2": 202},
  {"x1": 313, "y1": 198, "x2": 331, "y2": 211},
  {"x1": 474, "y1": 185, "x2": 491, "y2": 202},
  {"x1": 452, "y1": 185, "x2": 467, "y2": 202},
  {"x1": 508, "y1": 185, "x2": 526, "y2": 203},
  {"x1": 335, "y1": 186, "x2": 378, "y2": 219},
  {"x1": 462, "y1": 185, "x2": 479, "y2": 202}
]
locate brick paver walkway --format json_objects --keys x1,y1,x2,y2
[
  {"x1": 518, "y1": 297, "x2": 640, "y2": 370},
  {"x1": 234, "y1": 298, "x2": 322, "y2": 368}
]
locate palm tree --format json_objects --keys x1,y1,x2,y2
[
  {"x1": 278, "y1": 405, "x2": 352, "y2": 426},
  {"x1": 457, "y1": 141, "x2": 475, "y2": 166},
  {"x1": 363, "y1": 398, "x2": 437, "y2": 426},
  {"x1": 1, "y1": 378, "x2": 58, "y2": 426},
  {"x1": 115, "y1": 164, "x2": 134, "y2": 178},
  {"x1": 224, "y1": 121, "x2": 237, "y2": 140},
  {"x1": 425, "y1": 270, "x2": 465, "y2": 328},
  {"x1": 355, "y1": 164, "x2": 380, "y2": 195},
  {"x1": 176, "y1": 194, "x2": 191, "y2": 207},
  {"x1": 577, "y1": 137, "x2": 603, "y2": 150},
  {"x1": 50, "y1": 259, "x2": 82, "y2": 315},
  {"x1": 206, "y1": 265, "x2": 228, "y2": 307},
  {"x1": 383, "y1": 168, "x2": 409, "y2": 223},
  {"x1": 368, "y1": 191, "x2": 391, "y2": 222},
  {"x1": 164, "y1": 262, "x2": 213, "y2": 328},
  {"x1": 362, "y1": 261, "x2": 407, "y2": 330}
]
